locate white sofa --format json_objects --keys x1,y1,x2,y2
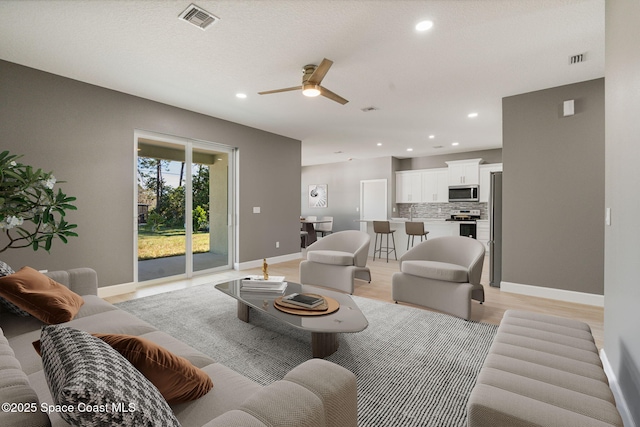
[
  {"x1": 300, "y1": 230, "x2": 371, "y2": 294},
  {"x1": 0, "y1": 268, "x2": 358, "y2": 427}
]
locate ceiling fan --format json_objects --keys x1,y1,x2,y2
[{"x1": 258, "y1": 58, "x2": 348, "y2": 105}]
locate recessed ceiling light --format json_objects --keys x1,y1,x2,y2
[
  {"x1": 377, "y1": 143, "x2": 382, "y2": 146},
  {"x1": 415, "y1": 20, "x2": 434, "y2": 32},
  {"x1": 407, "y1": 148, "x2": 414, "y2": 152},
  {"x1": 468, "y1": 112, "x2": 478, "y2": 118},
  {"x1": 428, "y1": 135, "x2": 435, "y2": 139},
  {"x1": 452, "y1": 142, "x2": 459, "y2": 146},
  {"x1": 236, "y1": 93, "x2": 247, "y2": 99}
]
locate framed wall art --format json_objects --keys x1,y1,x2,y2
[{"x1": 308, "y1": 184, "x2": 328, "y2": 208}]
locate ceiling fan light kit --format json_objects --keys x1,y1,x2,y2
[
  {"x1": 302, "y1": 84, "x2": 321, "y2": 97},
  {"x1": 259, "y1": 58, "x2": 348, "y2": 105}
]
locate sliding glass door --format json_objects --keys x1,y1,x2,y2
[{"x1": 136, "y1": 132, "x2": 234, "y2": 282}]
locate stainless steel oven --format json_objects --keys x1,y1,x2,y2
[{"x1": 459, "y1": 222, "x2": 477, "y2": 239}]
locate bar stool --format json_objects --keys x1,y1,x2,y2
[
  {"x1": 373, "y1": 221, "x2": 397, "y2": 262},
  {"x1": 405, "y1": 221, "x2": 429, "y2": 250}
]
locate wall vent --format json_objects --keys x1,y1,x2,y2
[
  {"x1": 179, "y1": 3, "x2": 219, "y2": 30},
  {"x1": 569, "y1": 53, "x2": 586, "y2": 65}
]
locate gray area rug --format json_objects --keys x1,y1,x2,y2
[{"x1": 117, "y1": 284, "x2": 498, "y2": 426}]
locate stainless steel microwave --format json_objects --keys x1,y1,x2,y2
[{"x1": 448, "y1": 185, "x2": 479, "y2": 202}]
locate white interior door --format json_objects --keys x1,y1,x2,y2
[{"x1": 360, "y1": 179, "x2": 387, "y2": 231}]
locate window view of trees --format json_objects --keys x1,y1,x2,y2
[{"x1": 137, "y1": 157, "x2": 210, "y2": 260}]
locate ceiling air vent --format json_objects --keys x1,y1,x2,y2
[
  {"x1": 179, "y1": 3, "x2": 219, "y2": 30},
  {"x1": 360, "y1": 106, "x2": 379, "y2": 112},
  {"x1": 569, "y1": 53, "x2": 586, "y2": 65}
]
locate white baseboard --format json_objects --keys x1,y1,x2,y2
[
  {"x1": 500, "y1": 281, "x2": 604, "y2": 307},
  {"x1": 97, "y1": 282, "x2": 137, "y2": 298},
  {"x1": 601, "y1": 349, "x2": 636, "y2": 427},
  {"x1": 235, "y1": 252, "x2": 302, "y2": 271}
]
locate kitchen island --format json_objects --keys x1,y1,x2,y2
[{"x1": 359, "y1": 218, "x2": 468, "y2": 258}]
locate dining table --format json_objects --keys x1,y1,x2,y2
[{"x1": 300, "y1": 219, "x2": 331, "y2": 248}]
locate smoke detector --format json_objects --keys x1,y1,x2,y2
[{"x1": 179, "y1": 3, "x2": 220, "y2": 30}]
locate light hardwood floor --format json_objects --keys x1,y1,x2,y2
[{"x1": 106, "y1": 255, "x2": 604, "y2": 349}]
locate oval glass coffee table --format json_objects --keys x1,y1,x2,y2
[{"x1": 215, "y1": 279, "x2": 368, "y2": 358}]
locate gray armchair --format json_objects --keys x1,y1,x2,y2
[
  {"x1": 391, "y1": 236, "x2": 485, "y2": 320},
  {"x1": 299, "y1": 230, "x2": 371, "y2": 294}
]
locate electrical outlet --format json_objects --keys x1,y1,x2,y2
[{"x1": 276, "y1": 241, "x2": 280, "y2": 248}]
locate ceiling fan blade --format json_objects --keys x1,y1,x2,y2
[
  {"x1": 307, "y1": 58, "x2": 333, "y2": 84},
  {"x1": 319, "y1": 86, "x2": 348, "y2": 105},
  {"x1": 258, "y1": 86, "x2": 302, "y2": 95}
]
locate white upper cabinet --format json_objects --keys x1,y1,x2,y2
[
  {"x1": 395, "y1": 171, "x2": 422, "y2": 203},
  {"x1": 421, "y1": 168, "x2": 449, "y2": 203},
  {"x1": 479, "y1": 163, "x2": 503, "y2": 203},
  {"x1": 446, "y1": 158, "x2": 483, "y2": 186}
]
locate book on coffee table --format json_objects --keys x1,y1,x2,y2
[
  {"x1": 281, "y1": 293, "x2": 325, "y2": 308},
  {"x1": 240, "y1": 282, "x2": 287, "y2": 295},
  {"x1": 241, "y1": 275, "x2": 285, "y2": 287}
]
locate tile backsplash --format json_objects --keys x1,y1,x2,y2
[{"x1": 397, "y1": 202, "x2": 488, "y2": 219}]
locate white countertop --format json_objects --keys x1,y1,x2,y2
[{"x1": 360, "y1": 218, "x2": 447, "y2": 223}]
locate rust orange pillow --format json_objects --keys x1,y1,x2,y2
[
  {"x1": 93, "y1": 334, "x2": 213, "y2": 404},
  {"x1": 0, "y1": 266, "x2": 83, "y2": 324}
]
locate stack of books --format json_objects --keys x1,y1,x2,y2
[{"x1": 240, "y1": 275, "x2": 287, "y2": 295}]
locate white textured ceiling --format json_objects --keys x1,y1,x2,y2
[{"x1": 0, "y1": 0, "x2": 604, "y2": 165}]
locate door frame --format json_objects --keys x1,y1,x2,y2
[{"x1": 133, "y1": 129, "x2": 237, "y2": 284}]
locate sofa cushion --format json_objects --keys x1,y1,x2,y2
[
  {"x1": 401, "y1": 260, "x2": 469, "y2": 282},
  {"x1": 0, "y1": 260, "x2": 31, "y2": 317},
  {"x1": 94, "y1": 333, "x2": 213, "y2": 404},
  {"x1": 40, "y1": 325, "x2": 180, "y2": 427},
  {"x1": 307, "y1": 250, "x2": 355, "y2": 266},
  {"x1": 0, "y1": 267, "x2": 84, "y2": 324},
  {"x1": 0, "y1": 327, "x2": 51, "y2": 427}
]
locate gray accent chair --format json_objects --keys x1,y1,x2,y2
[
  {"x1": 299, "y1": 230, "x2": 372, "y2": 294},
  {"x1": 391, "y1": 236, "x2": 485, "y2": 320}
]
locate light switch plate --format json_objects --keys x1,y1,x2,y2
[
  {"x1": 253, "y1": 207, "x2": 260, "y2": 214},
  {"x1": 605, "y1": 207, "x2": 611, "y2": 226}
]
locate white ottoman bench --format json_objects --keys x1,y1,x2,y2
[{"x1": 467, "y1": 310, "x2": 623, "y2": 427}]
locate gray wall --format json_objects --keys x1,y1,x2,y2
[
  {"x1": 396, "y1": 148, "x2": 502, "y2": 171},
  {"x1": 0, "y1": 60, "x2": 301, "y2": 287},
  {"x1": 301, "y1": 157, "x2": 394, "y2": 232},
  {"x1": 502, "y1": 78, "x2": 605, "y2": 295},
  {"x1": 605, "y1": 2, "x2": 640, "y2": 424}
]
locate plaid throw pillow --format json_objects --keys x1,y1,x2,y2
[{"x1": 40, "y1": 325, "x2": 181, "y2": 427}]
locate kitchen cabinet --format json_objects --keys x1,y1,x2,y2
[
  {"x1": 476, "y1": 220, "x2": 490, "y2": 253},
  {"x1": 479, "y1": 163, "x2": 503, "y2": 203},
  {"x1": 421, "y1": 168, "x2": 448, "y2": 203},
  {"x1": 395, "y1": 171, "x2": 422, "y2": 203},
  {"x1": 446, "y1": 158, "x2": 482, "y2": 186}
]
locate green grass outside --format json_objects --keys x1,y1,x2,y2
[{"x1": 138, "y1": 228, "x2": 210, "y2": 260}]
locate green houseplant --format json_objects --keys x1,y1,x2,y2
[{"x1": 0, "y1": 150, "x2": 78, "y2": 253}]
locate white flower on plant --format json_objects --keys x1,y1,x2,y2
[
  {"x1": 0, "y1": 216, "x2": 24, "y2": 229},
  {"x1": 42, "y1": 175, "x2": 56, "y2": 190},
  {"x1": 10, "y1": 161, "x2": 17, "y2": 167}
]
